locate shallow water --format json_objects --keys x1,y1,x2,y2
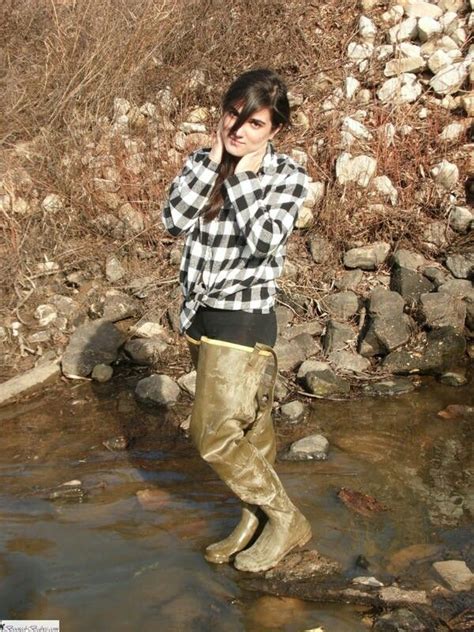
[{"x1": 0, "y1": 373, "x2": 472, "y2": 631}]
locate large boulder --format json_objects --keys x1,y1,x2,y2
[
  {"x1": 390, "y1": 267, "x2": 435, "y2": 303},
  {"x1": 359, "y1": 288, "x2": 411, "y2": 356},
  {"x1": 323, "y1": 291, "x2": 359, "y2": 320},
  {"x1": 383, "y1": 327, "x2": 466, "y2": 375},
  {"x1": 419, "y1": 292, "x2": 466, "y2": 330},
  {"x1": 323, "y1": 321, "x2": 357, "y2": 354},
  {"x1": 62, "y1": 319, "x2": 123, "y2": 377},
  {"x1": 274, "y1": 338, "x2": 306, "y2": 372}
]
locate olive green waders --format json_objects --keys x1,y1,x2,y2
[{"x1": 187, "y1": 335, "x2": 312, "y2": 573}]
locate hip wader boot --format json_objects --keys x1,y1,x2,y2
[
  {"x1": 186, "y1": 334, "x2": 277, "y2": 564},
  {"x1": 190, "y1": 336, "x2": 312, "y2": 573}
]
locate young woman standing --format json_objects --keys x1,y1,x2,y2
[{"x1": 162, "y1": 69, "x2": 312, "y2": 572}]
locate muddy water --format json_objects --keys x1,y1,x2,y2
[{"x1": 0, "y1": 374, "x2": 472, "y2": 631}]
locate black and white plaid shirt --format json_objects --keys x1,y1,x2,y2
[{"x1": 162, "y1": 142, "x2": 308, "y2": 333}]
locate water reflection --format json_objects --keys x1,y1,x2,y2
[{"x1": 0, "y1": 374, "x2": 472, "y2": 630}]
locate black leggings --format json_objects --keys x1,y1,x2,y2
[{"x1": 186, "y1": 306, "x2": 277, "y2": 348}]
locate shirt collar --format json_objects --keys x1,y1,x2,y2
[{"x1": 260, "y1": 142, "x2": 278, "y2": 175}]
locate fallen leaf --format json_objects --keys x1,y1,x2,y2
[{"x1": 337, "y1": 487, "x2": 387, "y2": 517}]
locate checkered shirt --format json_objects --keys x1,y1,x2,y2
[{"x1": 162, "y1": 142, "x2": 308, "y2": 333}]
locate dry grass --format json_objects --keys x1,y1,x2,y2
[{"x1": 0, "y1": 0, "x2": 470, "y2": 345}]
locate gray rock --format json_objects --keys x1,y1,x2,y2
[
  {"x1": 390, "y1": 267, "x2": 435, "y2": 303},
  {"x1": 275, "y1": 306, "x2": 293, "y2": 331},
  {"x1": 445, "y1": 253, "x2": 474, "y2": 280},
  {"x1": 438, "y1": 279, "x2": 473, "y2": 299},
  {"x1": 100, "y1": 292, "x2": 141, "y2": 322},
  {"x1": 105, "y1": 255, "x2": 126, "y2": 283},
  {"x1": 369, "y1": 287, "x2": 405, "y2": 318},
  {"x1": 280, "y1": 400, "x2": 305, "y2": 422},
  {"x1": 344, "y1": 242, "x2": 390, "y2": 270},
  {"x1": 439, "y1": 371, "x2": 468, "y2": 387},
  {"x1": 91, "y1": 364, "x2": 113, "y2": 382},
  {"x1": 297, "y1": 359, "x2": 330, "y2": 381},
  {"x1": 363, "y1": 378, "x2": 415, "y2": 396},
  {"x1": 274, "y1": 374, "x2": 290, "y2": 401},
  {"x1": 274, "y1": 338, "x2": 306, "y2": 372},
  {"x1": 284, "y1": 434, "x2": 329, "y2": 461},
  {"x1": 329, "y1": 349, "x2": 371, "y2": 374},
  {"x1": 361, "y1": 315, "x2": 411, "y2": 355},
  {"x1": 293, "y1": 332, "x2": 321, "y2": 358},
  {"x1": 384, "y1": 327, "x2": 466, "y2": 375},
  {"x1": 422, "y1": 266, "x2": 450, "y2": 287},
  {"x1": 323, "y1": 291, "x2": 359, "y2": 320},
  {"x1": 334, "y1": 269, "x2": 364, "y2": 291},
  {"x1": 50, "y1": 295, "x2": 79, "y2": 317},
  {"x1": 392, "y1": 249, "x2": 425, "y2": 271},
  {"x1": 432, "y1": 560, "x2": 474, "y2": 592},
  {"x1": 117, "y1": 202, "x2": 145, "y2": 236},
  {"x1": 308, "y1": 235, "x2": 333, "y2": 263},
  {"x1": 359, "y1": 322, "x2": 386, "y2": 357},
  {"x1": 281, "y1": 320, "x2": 323, "y2": 340},
  {"x1": 305, "y1": 367, "x2": 351, "y2": 397},
  {"x1": 449, "y1": 206, "x2": 473, "y2": 233},
  {"x1": 373, "y1": 607, "x2": 429, "y2": 632},
  {"x1": 323, "y1": 321, "x2": 357, "y2": 354},
  {"x1": 135, "y1": 374, "x2": 180, "y2": 406},
  {"x1": 466, "y1": 293, "x2": 474, "y2": 333},
  {"x1": 0, "y1": 359, "x2": 61, "y2": 406},
  {"x1": 123, "y1": 337, "x2": 168, "y2": 365},
  {"x1": 167, "y1": 302, "x2": 181, "y2": 333},
  {"x1": 62, "y1": 319, "x2": 123, "y2": 377},
  {"x1": 177, "y1": 370, "x2": 197, "y2": 397},
  {"x1": 420, "y1": 292, "x2": 466, "y2": 330}
]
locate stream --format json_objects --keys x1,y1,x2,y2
[{"x1": 0, "y1": 372, "x2": 472, "y2": 631}]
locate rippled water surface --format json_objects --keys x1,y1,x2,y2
[{"x1": 0, "y1": 373, "x2": 472, "y2": 631}]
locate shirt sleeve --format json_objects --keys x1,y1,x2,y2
[
  {"x1": 162, "y1": 150, "x2": 220, "y2": 236},
  {"x1": 223, "y1": 163, "x2": 308, "y2": 258}
]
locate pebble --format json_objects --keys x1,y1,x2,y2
[
  {"x1": 280, "y1": 400, "x2": 305, "y2": 423},
  {"x1": 432, "y1": 560, "x2": 474, "y2": 592},
  {"x1": 91, "y1": 363, "x2": 113, "y2": 382}
]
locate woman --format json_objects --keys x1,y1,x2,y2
[{"x1": 162, "y1": 69, "x2": 311, "y2": 573}]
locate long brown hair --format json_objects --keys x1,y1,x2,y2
[{"x1": 203, "y1": 69, "x2": 290, "y2": 221}]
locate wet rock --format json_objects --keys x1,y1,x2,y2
[
  {"x1": 274, "y1": 338, "x2": 306, "y2": 372},
  {"x1": 47, "y1": 480, "x2": 86, "y2": 502},
  {"x1": 0, "y1": 358, "x2": 61, "y2": 406},
  {"x1": 308, "y1": 235, "x2": 333, "y2": 264},
  {"x1": 293, "y1": 332, "x2": 321, "y2": 358},
  {"x1": 280, "y1": 400, "x2": 305, "y2": 423},
  {"x1": 91, "y1": 363, "x2": 113, "y2": 382},
  {"x1": 433, "y1": 560, "x2": 474, "y2": 592},
  {"x1": 123, "y1": 337, "x2": 168, "y2": 365},
  {"x1": 329, "y1": 349, "x2": 371, "y2": 374},
  {"x1": 265, "y1": 549, "x2": 342, "y2": 582},
  {"x1": 431, "y1": 159, "x2": 459, "y2": 190},
  {"x1": 387, "y1": 543, "x2": 442, "y2": 576},
  {"x1": 344, "y1": 242, "x2": 390, "y2": 270},
  {"x1": 135, "y1": 374, "x2": 180, "y2": 406},
  {"x1": 177, "y1": 370, "x2": 197, "y2": 397},
  {"x1": 34, "y1": 304, "x2": 57, "y2": 327},
  {"x1": 363, "y1": 378, "x2": 415, "y2": 396},
  {"x1": 420, "y1": 292, "x2": 466, "y2": 330},
  {"x1": 439, "y1": 371, "x2": 468, "y2": 386},
  {"x1": 448, "y1": 206, "x2": 473, "y2": 233},
  {"x1": 62, "y1": 319, "x2": 123, "y2": 378},
  {"x1": 384, "y1": 327, "x2": 466, "y2": 375},
  {"x1": 323, "y1": 291, "x2": 359, "y2": 320},
  {"x1": 445, "y1": 254, "x2": 474, "y2": 280},
  {"x1": 303, "y1": 365, "x2": 351, "y2": 397},
  {"x1": 335, "y1": 269, "x2": 364, "y2": 291},
  {"x1": 323, "y1": 321, "x2": 356, "y2": 354},
  {"x1": 103, "y1": 435, "x2": 128, "y2": 451},
  {"x1": 373, "y1": 608, "x2": 430, "y2": 631},
  {"x1": 437, "y1": 404, "x2": 474, "y2": 420},
  {"x1": 390, "y1": 267, "x2": 434, "y2": 303},
  {"x1": 283, "y1": 434, "x2": 329, "y2": 461},
  {"x1": 100, "y1": 292, "x2": 141, "y2": 322},
  {"x1": 105, "y1": 255, "x2": 126, "y2": 283}
]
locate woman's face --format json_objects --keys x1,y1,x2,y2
[{"x1": 222, "y1": 104, "x2": 280, "y2": 157}]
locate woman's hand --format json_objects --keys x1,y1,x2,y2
[
  {"x1": 209, "y1": 117, "x2": 225, "y2": 164},
  {"x1": 234, "y1": 142, "x2": 267, "y2": 175}
]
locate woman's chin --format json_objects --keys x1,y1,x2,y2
[{"x1": 224, "y1": 141, "x2": 246, "y2": 157}]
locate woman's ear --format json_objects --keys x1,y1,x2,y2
[{"x1": 269, "y1": 124, "x2": 282, "y2": 140}]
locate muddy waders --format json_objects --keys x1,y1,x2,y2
[{"x1": 187, "y1": 335, "x2": 312, "y2": 573}]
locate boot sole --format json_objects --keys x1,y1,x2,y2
[{"x1": 234, "y1": 525, "x2": 313, "y2": 573}]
